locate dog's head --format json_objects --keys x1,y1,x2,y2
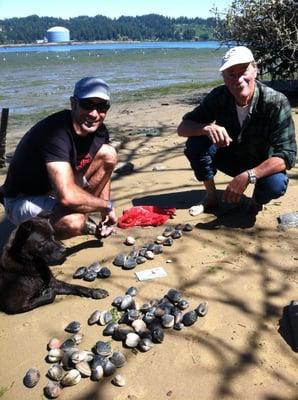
[{"x1": 7, "y1": 217, "x2": 66, "y2": 266}]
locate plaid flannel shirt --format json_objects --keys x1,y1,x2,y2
[{"x1": 183, "y1": 80, "x2": 296, "y2": 169}]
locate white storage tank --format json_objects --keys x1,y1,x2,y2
[{"x1": 47, "y1": 26, "x2": 70, "y2": 43}]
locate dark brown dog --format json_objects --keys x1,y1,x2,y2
[{"x1": 0, "y1": 217, "x2": 108, "y2": 314}]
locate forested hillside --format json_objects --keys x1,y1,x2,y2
[{"x1": 0, "y1": 14, "x2": 216, "y2": 44}]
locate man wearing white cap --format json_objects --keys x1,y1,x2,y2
[
  {"x1": 2, "y1": 77, "x2": 118, "y2": 239},
  {"x1": 178, "y1": 46, "x2": 296, "y2": 216}
]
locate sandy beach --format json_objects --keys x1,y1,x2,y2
[{"x1": 0, "y1": 90, "x2": 297, "y2": 400}]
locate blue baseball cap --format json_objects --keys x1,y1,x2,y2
[{"x1": 74, "y1": 77, "x2": 110, "y2": 100}]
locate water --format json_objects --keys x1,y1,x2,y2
[{"x1": 0, "y1": 42, "x2": 225, "y2": 131}]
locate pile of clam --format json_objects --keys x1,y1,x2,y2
[
  {"x1": 113, "y1": 223, "x2": 193, "y2": 270},
  {"x1": 23, "y1": 286, "x2": 207, "y2": 398},
  {"x1": 73, "y1": 261, "x2": 111, "y2": 282}
]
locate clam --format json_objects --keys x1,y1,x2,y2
[
  {"x1": 112, "y1": 374, "x2": 126, "y2": 387},
  {"x1": 123, "y1": 257, "x2": 137, "y2": 270},
  {"x1": 127, "y1": 309, "x2": 142, "y2": 321},
  {"x1": 60, "y1": 337, "x2": 76, "y2": 351},
  {"x1": 88, "y1": 310, "x2": 101, "y2": 325},
  {"x1": 171, "y1": 229, "x2": 182, "y2": 239},
  {"x1": 73, "y1": 266, "x2": 87, "y2": 279},
  {"x1": 136, "y1": 256, "x2": 147, "y2": 264},
  {"x1": 110, "y1": 351, "x2": 126, "y2": 368},
  {"x1": 23, "y1": 367, "x2": 40, "y2": 388},
  {"x1": 151, "y1": 327, "x2": 164, "y2": 343},
  {"x1": 161, "y1": 314, "x2": 174, "y2": 328},
  {"x1": 94, "y1": 341, "x2": 112, "y2": 357},
  {"x1": 182, "y1": 310, "x2": 198, "y2": 326},
  {"x1": 155, "y1": 235, "x2": 166, "y2": 244},
  {"x1": 61, "y1": 350, "x2": 76, "y2": 370},
  {"x1": 138, "y1": 337, "x2": 154, "y2": 352},
  {"x1": 61, "y1": 369, "x2": 81, "y2": 387},
  {"x1": 88, "y1": 261, "x2": 102, "y2": 273},
  {"x1": 47, "y1": 338, "x2": 61, "y2": 350},
  {"x1": 120, "y1": 294, "x2": 134, "y2": 310},
  {"x1": 83, "y1": 269, "x2": 97, "y2": 281},
  {"x1": 97, "y1": 267, "x2": 111, "y2": 279},
  {"x1": 138, "y1": 248, "x2": 147, "y2": 257},
  {"x1": 64, "y1": 320, "x2": 81, "y2": 334},
  {"x1": 167, "y1": 288, "x2": 182, "y2": 304},
  {"x1": 47, "y1": 348, "x2": 64, "y2": 363},
  {"x1": 125, "y1": 236, "x2": 135, "y2": 245},
  {"x1": 125, "y1": 332, "x2": 140, "y2": 348},
  {"x1": 112, "y1": 296, "x2": 123, "y2": 307},
  {"x1": 103, "y1": 360, "x2": 117, "y2": 377},
  {"x1": 75, "y1": 361, "x2": 91, "y2": 377},
  {"x1": 98, "y1": 310, "x2": 113, "y2": 326},
  {"x1": 71, "y1": 333, "x2": 84, "y2": 345},
  {"x1": 71, "y1": 350, "x2": 93, "y2": 364},
  {"x1": 43, "y1": 381, "x2": 62, "y2": 399},
  {"x1": 195, "y1": 301, "x2": 208, "y2": 317},
  {"x1": 163, "y1": 237, "x2": 173, "y2": 246},
  {"x1": 113, "y1": 253, "x2": 126, "y2": 267},
  {"x1": 145, "y1": 250, "x2": 154, "y2": 260},
  {"x1": 175, "y1": 223, "x2": 184, "y2": 230},
  {"x1": 143, "y1": 311, "x2": 155, "y2": 325},
  {"x1": 125, "y1": 286, "x2": 138, "y2": 297},
  {"x1": 91, "y1": 365, "x2": 104, "y2": 381},
  {"x1": 132, "y1": 318, "x2": 147, "y2": 333},
  {"x1": 177, "y1": 299, "x2": 189, "y2": 310},
  {"x1": 162, "y1": 226, "x2": 175, "y2": 237},
  {"x1": 174, "y1": 322, "x2": 184, "y2": 330},
  {"x1": 47, "y1": 364, "x2": 64, "y2": 381},
  {"x1": 113, "y1": 326, "x2": 134, "y2": 341},
  {"x1": 151, "y1": 244, "x2": 163, "y2": 254},
  {"x1": 183, "y1": 223, "x2": 193, "y2": 232},
  {"x1": 103, "y1": 322, "x2": 119, "y2": 336}
]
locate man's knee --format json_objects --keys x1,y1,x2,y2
[
  {"x1": 53, "y1": 213, "x2": 87, "y2": 238},
  {"x1": 254, "y1": 173, "x2": 289, "y2": 203},
  {"x1": 96, "y1": 144, "x2": 118, "y2": 169}
]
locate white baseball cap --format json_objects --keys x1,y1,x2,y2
[
  {"x1": 219, "y1": 46, "x2": 254, "y2": 72},
  {"x1": 74, "y1": 77, "x2": 110, "y2": 100}
]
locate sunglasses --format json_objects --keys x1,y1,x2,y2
[{"x1": 76, "y1": 97, "x2": 111, "y2": 112}]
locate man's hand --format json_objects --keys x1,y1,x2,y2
[
  {"x1": 223, "y1": 172, "x2": 249, "y2": 203},
  {"x1": 203, "y1": 124, "x2": 233, "y2": 147},
  {"x1": 96, "y1": 209, "x2": 117, "y2": 238}
]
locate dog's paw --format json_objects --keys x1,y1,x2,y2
[{"x1": 91, "y1": 288, "x2": 109, "y2": 299}]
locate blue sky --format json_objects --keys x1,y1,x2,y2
[{"x1": 0, "y1": 0, "x2": 232, "y2": 19}]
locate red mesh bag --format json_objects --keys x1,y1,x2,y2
[{"x1": 117, "y1": 205, "x2": 176, "y2": 229}]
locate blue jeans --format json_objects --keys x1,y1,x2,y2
[{"x1": 184, "y1": 136, "x2": 289, "y2": 205}]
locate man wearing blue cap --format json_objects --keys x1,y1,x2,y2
[
  {"x1": 178, "y1": 46, "x2": 296, "y2": 216},
  {"x1": 2, "y1": 77, "x2": 117, "y2": 239}
]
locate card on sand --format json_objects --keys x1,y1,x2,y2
[{"x1": 135, "y1": 267, "x2": 167, "y2": 281}]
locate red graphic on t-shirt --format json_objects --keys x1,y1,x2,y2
[{"x1": 76, "y1": 153, "x2": 93, "y2": 171}]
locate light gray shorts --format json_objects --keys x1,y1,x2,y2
[{"x1": 4, "y1": 194, "x2": 58, "y2": 226}]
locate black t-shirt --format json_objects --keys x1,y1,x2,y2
[{"x1": 4, "y1": 110, "x2": 109, "y2": 197}]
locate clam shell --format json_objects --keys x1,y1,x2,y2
[
  {"x1": 177, "y1": 299, "x2": 189, "y2": 310},
  {"x1": 88, "y1": 261, "x2": 102, "y2": 273},
  {"x1": 136, "y1": 256, "x2": 147, "y2": 264},
  {"x1": 138, "y1": 337, "x2": 154, "y2": 352},
  {"x1": 163, "y1": 237, "x2": 173, "y2": 246},
  {"x1": 103, "y1": 360, "x2": 117, "y2": 377},
  {"x1": 97, "y1": 267, "x2": 111, "y2": 279},
  {"x1": 155, "y1": 235, "x2": 166, "y2": 244},
  {"x1": 125, "y1": 236, "x2": 135, "y2": 245},
  {"x1": 64, "y1": 321, "x2": 81, "y2": 334},
  {"x1": 123, "y1": 257, "x2": 137, "y2": 270},
  {"x1": 112, "y1": 326, "x2": 134, "y2": 341},
  {"x1": 94, "y1": 341, "x2": 112, "y2": 357},
  {"x1": 120, "y1": 294, "x2": 134, "y2": 310},
  {"x1": 103, "y1": 322, "x2": 119, "y2": 336},
  {"x1": 195, "y1": 301, "x2": 208, "y2": 317},
  {"x1": 61, "y1": 369, "x2": 81, "y2": 387},
  {"x1": 47, "y1": 348, "x2": 64, "y2": 363},
  {"x1": 109, "y1": 351, "x2": 126, "y2": 368},
  {"x1": 125, "y1": 332, "x2": 140, "y2": 348},
  {"x1": 112, "y1": 374, "x2": 126, "y2": 387},
  {"x1": 73, "y1": 266, "x2": 87, "y2": 279},
  {"x1": 183, "y1": 223, "x2": 193, "y2": 232},
  {"x1": 145, "y1": 250, "x2": 154, "y2": 260},
  {"x1": 171, "y1": 229, "x2": 182, "y2": 239},
  {"x1": 47, "y1": 364, "x2": 64, "y2": 381},
  {"x1": 151, "y1": 327, "x2": 164, "y2": 343},
  {"x1": 162, "y1": 226, "x2": 175, "y2": 237},
  {"x1": 60, "y1": 337, "x2": 76, "y2": 351},
  {"x1": 43, "y1": 381, "x2": 62, "y2": 398},
  {"x1": 132, "y1": 319, "x2": 147, "y2": 333},
  {"x1": 161, "y1": 314, "x2": 174, "y2": 328},
  {"x1": 23, "y1": 367, "x2": 40, "y2": 388},
  {"x1": 99, "y1": 310, "x2": 113, "y2": 326},
  {"x1": 83, "y1": 270, "x2": 97, "y2": 281},
  {"x1": 113, "y1": 253, "x2": 126, "y2": 267},
  {"x1": 88, "y1": 310, "x2": 101, "y2": 325},
  {"x1": 71, "y1": 350, "x2": 93, "y2": 364},
  {"x1": 47, "y1": 338, "x2": 61, "y2": 350},
  {"x1": 91, "y1": 365, "x2": 104, "y2": 381},
  {"x1": 75, "y1": 361, "x2": 91, "y2": 377},
  {"x1": 182, "y1": 310, "x2": 198, "y2": 326},
  {"x1": 166, "y1": 288, "x2": 182, "y2": 304},
  {"x1": 125, "y1": 286, "x2": 138, "y2": 297}
]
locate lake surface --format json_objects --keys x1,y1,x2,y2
[{"x1": 0, "y1": 42, "x2": 225, "y2": 131}]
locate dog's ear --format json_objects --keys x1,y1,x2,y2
[
  {"x1": 38, "y1": 211, "x2": 52, "y2": 220},
  {"x1": 10, "y1": 220, "x2": 34, "y2": 254}
]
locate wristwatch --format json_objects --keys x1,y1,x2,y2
[{"x1": 247, "y1": 169, "x2": 257, "y2": 184}]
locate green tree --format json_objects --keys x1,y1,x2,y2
[{"x1": 212, "y1": 0, "x2": 298, "y2": 80}]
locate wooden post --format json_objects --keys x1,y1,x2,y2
[{"x1": 0, "y1": 108, "x2": 9, "y2": 168}]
